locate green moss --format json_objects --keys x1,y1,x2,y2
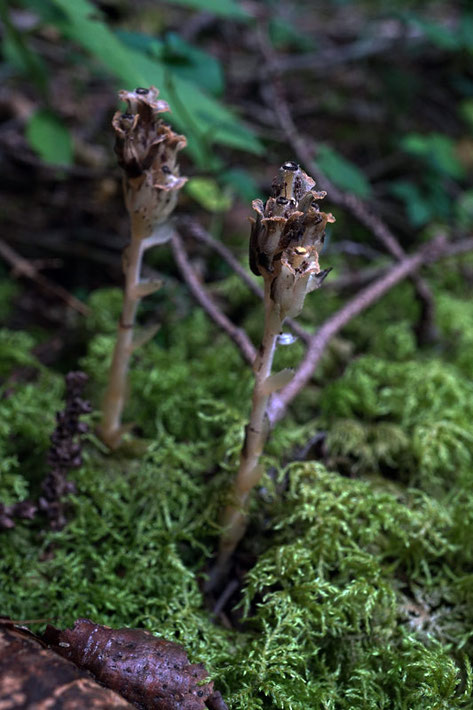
[
  {"x1": 2, "y1": 275, "x2": 473, "y2": 708},
  {"x1": 322, "y1": 355, "x2": 473, "y2": 491},
  {"x1": 232, "y1": 463, "x2": 469, "y2": 709},
  {"x1": 0, "y1": 329, "x2": 64, "y2": 499},
  {"x1": 85, "y1": 287, "x2": 123, "y2": 335},
  {"x1": 0, "y1": 329, "x2": 39, "y2": 377},
  {"x1": 436, "y1": 292, "x2": 473, "y2": 378},
  {"x1": 3, "y1": 444, "x2": 472, "y2": 708}
]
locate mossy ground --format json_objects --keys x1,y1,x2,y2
[{"x1": 2, "y1": 253, "x2": 473, "y2": 709}]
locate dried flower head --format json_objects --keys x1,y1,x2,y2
[
  {"x1": 112, "y1": 86, "x2": 187, "y2": 239},
  {"x1": 39, "y1": 371, "x2": 91, "y2": 530},
  {"x1": 249, "y1": 161, "x2": 334, "y2": 319}
]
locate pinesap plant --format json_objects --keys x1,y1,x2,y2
[{"x1": 99, "y1": 87, "x2": 187, "y2": 449}]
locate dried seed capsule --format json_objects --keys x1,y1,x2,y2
[
  {"x1": 112, "y1": 86, "x2": 187, "y2": 237},
  {"x1": 281, "y1": 160, "x2": 298, "y2": 171},
  {"x1": 250, "y1": 164, "x2": 334, "y2": 316}
]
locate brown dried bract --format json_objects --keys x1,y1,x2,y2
[
  {"x1": 0, "y1": 622, "x2": 134, "y2": 709},
  {"x1": 43, "y1": 619, "x2": 228, "y2": 710}
]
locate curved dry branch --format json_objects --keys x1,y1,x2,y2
[
  {"x1": 0, "y1": 238, "x2": 90, "y2": 316},
  {"x1": 268, "y1": 235, "x2": 473, "y2": 424},
  {"x1": 179, "y1": 218, "x2": 311, "y2": 344},
  {"x1": 171, "y1": 231, "x2": 257, "y2": 365}
]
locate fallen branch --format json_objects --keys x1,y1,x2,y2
[
  {"x1": 179, "y1": 216, "x2": 263, "y2": 301},
  {"x1": 325, "y1": 264, "x2": 389, "y2": 291},
  {"x1": 0, "y1": 238, "x2": 90, "y2": 316},
  {"x1": 171, "y1": 231, "x2": 257, "y2": 365},
  {"x1": 268, "y1": 235, "x2": 473, "y2": 424},
  {"x1": 179, "y1": 218, "x2": 311, "y2": 344},
  {"x1": 272, "y1": 26, "x2": 426, "y2": 74}
]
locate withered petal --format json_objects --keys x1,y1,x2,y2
[
  {"x1": 153, "y1": 176, "x2": 188, "y2": 191},
  {"x1": 251, "y1": 198, "x2": 265, "y2": 217},
  {"x1": 118, "y1": 86, "x2": 170, "y2": 116}
]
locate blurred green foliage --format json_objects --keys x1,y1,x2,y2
[
  {"x1": 26, "y1": 108, "x2": 73, "y2": 165},
  {"x1": 317, "y1": 144, "x2": 373, "y2": 199},
  {"x1": 2, "y1": 0, "x2": 473, "y2": 232},
  {"x1": 1, "y1": 0, "x2": 261, "y2": 165},
  {"x1": 2, "y1": 0, "x2": 473, "y2": 706}
]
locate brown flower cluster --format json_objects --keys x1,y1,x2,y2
[
  {"x1": 0, "y1": 372, "x2": 91, "y2": 532},
  {"x1": 112, "y1": 86, "x2": 187, "y2": 239},
  {"x1": 249, "y1": 161, "x2": 335, "y2": 319},
  {"x1": 40, "y1": 371, "x2": 91, "y2": 530}
]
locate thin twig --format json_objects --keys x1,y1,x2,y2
[
  {"x1": 171, "y1": 231, "x2": 257, "y2": 365},
  {"x1": 0, "y1": 238, "x2": 90, "y2": 316},
  {"x1": 325, "y1": 264, "x2": 388, "y2": 291},
  {"x1": 257, "y1": 24, "x2": 437, "y2": 343},
  {"x1": 182, "y1": 216, "x2": 387, "y2": 294},
  {"x1": 272, "y1": 27, "x2": 426, "y2": 73},
  {"x1": 268, "y1": 235, "x2": 473, "y2": 424},
  {"x1": 179, "y1": 218, "x2": 311, "y2": 344},
  {"x1": 212, "y1": 579, "x2": 239, "y2": 618},
  {"x1": 179, "y1": 217, "x2": 263, "y2": 300}
]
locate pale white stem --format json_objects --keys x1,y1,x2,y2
[
  {"x1": 99, "y1": 234, "x2": 145, "y2": 449},
  {"x1": 217, "y1": 281, "x2": 283, "y2": 568}
]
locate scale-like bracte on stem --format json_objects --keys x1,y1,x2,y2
[
  {"x1": 99, "y1": 87, "x2": 187, "y2": 449},
  {"x1": 216, "y1": 161, "x2": 335, "y2": 572}
]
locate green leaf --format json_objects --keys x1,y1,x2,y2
[
  {"x1": 162, "y1": 0, "x2": 251, "y2": 20},
  {"x1": 160, "y1": 33, "x2": 224, "y2": 96},
  {"x1": 460, "y1": 99, "x2": 473, "y2": 132},
  {"x1": 0, "y1": 0, "x2": 48, "y2": 95},
  {"x1": 118, "y1": 31, "x2": 224, "y2": 97},
  {"x1": 185, "y1": 177, "x2": 232, "y2": 212},
  {"x1": 455, "y1": 190, "x2": 473, "y2": 230},
  {"x1": 50, "y1": 0, "x2": 148, "y2": 88},
  {"x1": 269, "y1": 17, "x2": 313, "y2": 51},
  {"x1": 161, "y1": 73, "x2": 263, "y2": 162},
  {"x1": 16, "y1": 0, "x2": 65, "y2": 24},
  {"x1": 316, "y1": 145, "x2": 372, "y2": 199},
  {"x1": 400, "y1": 133, "x2": 465, "y2": 180},
  {"x1": 390, "y1": 181, "x2": 433, "y2": 227},
  {"x1": 25, "y1": 109, "x2": 73, "y2": 166},
  {"x1": 221, "y1": 168, "x2": 262, "y2": 202},
  {"x1": 48, "y1": 0, "x2": 261, "y2": 162},
  {"x1": 459, "y1": 12, "x2": 473, "y2": 52},
  {"x1": 410, "y1": 17, "x2": 458, "y2": 50}
]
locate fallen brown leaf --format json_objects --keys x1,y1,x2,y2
[
  {"x1": 0, "y1": 621, "x2": 134, "y2": 709},
  {"x1": 43, "y1": 618, "x2": 228, "y2": 710}
]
